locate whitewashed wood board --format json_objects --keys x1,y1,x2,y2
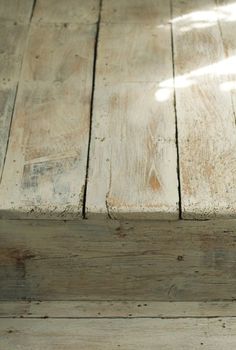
[
  {"x1": 0, "y1": 23, "x2": 96, "y2": 219},
  {"x1": 172, "y1": 0, "x2": 236, "y2": 219},
  {"x1": 87, "y1": 0, "x2": 179, "y2": 220}
]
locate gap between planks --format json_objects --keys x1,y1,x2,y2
[
  {"x1": 82, "y1": 0, "x2": 103, "y2": 219},
  {"x1": 170, "y1": 0, "x2": 182, "y2": 219},
  {"x1": 1, "y1": 301, "x2": 236, "y2": 319}
]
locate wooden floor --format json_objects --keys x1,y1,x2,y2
[
  {"x1": 2, "y1": 0, "x2": 236, "y2": 347},
  {"x1": 1, "y1": 301, "x2": 236, "y2": 349},
  {"x1": 1, "y1": 0, "x2": 236, "y2": 220}
]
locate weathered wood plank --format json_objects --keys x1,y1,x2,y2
[
  {"x1": 0, "y1": 20, "x2": 32, "y2": 180},
  {"x1": 33, "y1": 0, "x2": 99, "y2": 24},
  {"x1": 2, "y1": 301, "x2": 236, "y2": 318},
  {"x1": 1, "y1": 218, "x2": 236, "y2": 300},
  {"x1": 86, "y1": 1, "x2": 179, "y2": 220},
  {"x1": 0, "y1": 0, "x2": 34, "y2": 23},
  {"x1": 171, "y1": 0, "x2": 236, "y2": 219},
  {"x1": 1, "y1": 318, "x2": 236, "y2": 349},
  {"x1": 216, "y1": 0, "x2": 236, "y2": 111},
  {"x1": 102, "y1": 0, "x2": 170, "y2": 24},
  {"x1": 0, "y1": 88, "x2": 16, "y2": 177},
  {"x1": 0, "y1": 23, "x2": 96, "y2": 219}
]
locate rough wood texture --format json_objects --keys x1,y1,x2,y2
[
  {"x1": 216, "y1": 0, "x2": 236, "y2": 118},
  {"x1": 86, "y1": 0, "x2": 179, "y2": 220},
  {"x1": 0, "y1": 0, "x2": 34, "y2": 180},
  {"x1": 0, "y1": 0, "x2": 34, "y2": 22},
  {"x1": 172, "y1": 0, "x2": 236, "y2": 219},
  {"x1": 1, "y1": 219, "x2": 236, "y2": 301},
  {"x1": 33, "y1": 0, "x2": 99, "y2": 24},
  {"x1": 0, "y1": 23, "x2": 27, "y2": 179},
  {"x1": 0, "y1": 23, "x2": 96, "y2": 219},
  {"x1": 2, "y1": 301, "x2": 236, "y2": 318},
  {"x1": 102, "y1": 0, "x2": 170, "y2": 24},
  {"x1": 2, "y1": 0, "x2": 236, "y2": 221},
  {"x1": 1, "y1": 317, "x2": 236, "y2": 349}
]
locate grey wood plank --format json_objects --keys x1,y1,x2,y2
[{"x1": 1, "y1": 219, "x2": 236, "y2": 300}]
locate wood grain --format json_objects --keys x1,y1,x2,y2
[
  {"x1": 216, "y1": 0, "x2": 236, "y2": 120},
  {"x1": 1, "y1": 317, "x2": 236, "y2": 349},
  {"x1": 0, "y1": 23, "x2": 96, "y2": 219},
  {"x1": 0, "y1": 18, "x2": 32, "y2": 179},
  {"x1": 2, "y1": 301, "x2": 236, "y2": 318},
  {"x1": 33, "y1": 0, "x2": 99, "y2": 24},
  {"x1": 87, "y1": 1, "x2": 179, "y2": 220},
  {"x1": 0, "y1": 0, "x2": 34, "y2": 23},
  {"x1": 172, "y1": 0, "x2": 236, "y2": 219},
  {"x1": 102, "y1": 0, "x2": 170, "y2": 24},
  {"x1": 1, "y1": 218, "x2": 236, "y2": 301}
]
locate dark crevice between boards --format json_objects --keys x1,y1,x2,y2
[
  {"x1": 170, "y1": 0, "x2": 183, "y2": 220},
  {"x1": 0, "y1": 315, "x2": 234, "y2": 320},
  {"x1": 82, "y1": 0, "x2": 103, "y2": 220},
  {"x1": 30, "y1": 0, "x2": 37, "y2": 21}
]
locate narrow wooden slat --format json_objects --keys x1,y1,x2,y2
[
  {"x1": 33, "y1": 0, "x2": 99, "y2": 24},
  {"x1": 1, "y1": 318, "x2": 236, "y2": 349},
  {"x1": 1, "y1": 218, "x2": 236, "y2": 301},
  {"x1": 0, "y1": 23, "x2": 96, "y2": 219},
  {"x1": 86, "y1": 0, "x2": 179, "y2": 220},
  {"x1": 2, "y1": 301, "x2": 236, "y2": 318},
  {"x1": 172, "y1": 0, "x2": 236, "y2": 219}
]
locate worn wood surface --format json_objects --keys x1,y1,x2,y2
[
  {"x1": 0, "y1": 0, "x2": 34, "y2": 23},
  {"x1": 172, "y1": 0, "x2": 236, "y2": 219},
  {"x1": 33, "y1": 0, "x2": 99, "y2": 24},
  {"x1": 102, "y1": 0, "x2": 170, "y2": 24},
  {"x1": 1, "y1": 218, "x2": 236, "y2": 301},
  {"x1": 0, "y1": 19, "x2": 97, "y2": 218},
  {"x1": 0, "y1": 23, "x2": 27, "y2": 180},
  {"x1": 86, "y1": 0, "x2": 179, "y2": 219},
  {"x1": 1, "y1": 0, "x2": 236, "y2": 220},
  {"x1": 1, "y1": 317, "x2": 236, "y2": 349},
  {"x1": 2, "y1": 301, "x2": 236, "y2": 318},
  {"x1": 0, "y1": 0, "x2": 34, "y2": 181},
  {"x1": 216, "y1": 0, "x2": 236, "y2": 120}
]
